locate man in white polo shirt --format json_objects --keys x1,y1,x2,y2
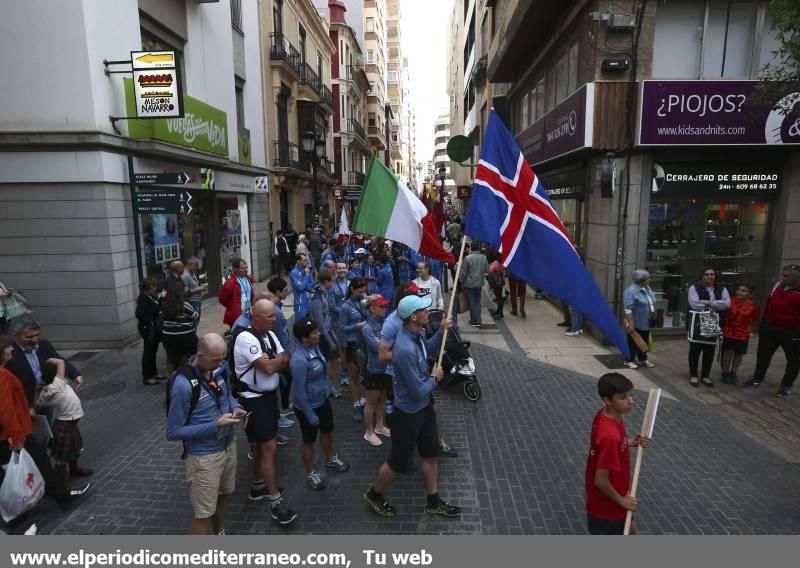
[{"x1": 233, "y1": 299, "x2": 297, "y2": 526}]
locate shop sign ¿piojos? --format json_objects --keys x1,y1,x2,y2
[{"x1": 639, "y1": 80, "x2": 800, "y2": 146}]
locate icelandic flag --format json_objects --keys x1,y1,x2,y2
[{"x1": 465, "y1": 110, "x2": 629, "y2": 358}]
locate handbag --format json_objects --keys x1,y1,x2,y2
[
  {"x1": 3, "y1": 290, "x2": 32, "y2": 320},
  {"x1": 0, "y1": 448, "x2": 45, "y2": 522},
  {"x1": 487, "y1": 271, "x2": 504, "y2": 290},
  {"x1": 688, "y1": 310, "x2": 720, "y2": 344},
  {"x1": 457, "y1": 289, "x2": 469, "y2": 314}
]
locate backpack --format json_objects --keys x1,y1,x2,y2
[
  {"x1": 165, "y1": 363, "x2": 203, "y2": 460},
  {"x1": 225, "y1": 327, "x2": 278, "y2": 394}
]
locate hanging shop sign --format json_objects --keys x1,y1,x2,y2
[
  {"x1": 130, "y1": 51, "x2": 183, "y2": 119},
  {"x1": 652, "y1": 163, "x2": 782, "y2": 197},
  {"x1": 456, "y1": 186, "x2": 472, "y2": 199},
  {"x1": 334, "y1": 188, "x2": 362, "y2": 201},
  {"x1": 124, "y1": 78, "x2": 228, "y2": 156},
  {"x1": 516, "y1": 84, "x2": 594, "y2": 166},
  {"x1": 639, "y1": 80, "x2": 800, "y2": 146}
]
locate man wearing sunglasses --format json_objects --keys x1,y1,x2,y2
[
  {"x1": 166, "y1": 333, "x2": 247, "y2": 535},
  {"x1": 743, "y1": 265, "x2": 800, "y2": 399}
]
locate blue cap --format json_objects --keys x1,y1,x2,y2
[{"x1": 397, "y1": 295, "x2": 432, "y2": 320}]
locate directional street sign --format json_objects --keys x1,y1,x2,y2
[
  {"x1": 134, "y1": 172, "x2": 191, "y2": 186},
  {"x1": 136, "y1": 191, "x2": 193, "y2": 215}
]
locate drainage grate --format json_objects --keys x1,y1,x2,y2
[
  {"x1": 78, "y1": 380, "x2": 127, "y2": 400},
  {"x1": 593, "y1": 354, "x2": 628, "y2": 369},
  {"x1": 68, "y1": 351, "x2": 99, "y2": 362}
]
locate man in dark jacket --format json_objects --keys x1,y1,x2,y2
[{"x1": 6, "y1": 316, "x2": 83, "y2": 406}]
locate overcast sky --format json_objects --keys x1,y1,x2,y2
[{"x1": 402, "y1": 0, "x2": 450, "y2": 163}]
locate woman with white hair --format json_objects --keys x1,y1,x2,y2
[{"x1": 622, "y1": 269, "x2": 657, "y2": 369}]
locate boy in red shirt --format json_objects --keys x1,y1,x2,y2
[
  {"x1": 585, "y1": 373, "x2": 650, "y2": 535},
  {"x1": 721, "y1": 284, "x2": 761, "y2": 385}
]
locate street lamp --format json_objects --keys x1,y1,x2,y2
[{"x1": 302, "y1": 127, "x2": 327, "y2": 229}]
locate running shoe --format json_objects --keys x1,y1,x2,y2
[
  {"x1": 741, "y1": 379, "x2": 763, "y2": 389},
  {"x1": 307, "y1": 471, "x2": 326, "y2": 491},
  {"x1": 363, "y1": 491, "x2": 396, "y2": 517},
  {"x1": 776, "y1": 387, "x2": 792, "y2": 400},
  {"x1": 276, "y1": 434, "x2": 289, "y2": 446},
  {"x1": 325, "y1": 455, "x2": 350, "y2": 472},
  {"x1": 424, "y1": 500, "x2": 462, "y2": 518},
  {"x1": 249, "y1": 486, "x2": 286, "y2": 501},
  {"x1": 270, "y1": 500, "x2": 298, "y2": 526},
  {"x1": 439, "y1": 441, "x2": 458, "y2": 458},
  {"x1": 278, "y1": 415, "x2": 295, "y2": 428}
]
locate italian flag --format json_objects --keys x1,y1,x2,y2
[{"x1": 353, "y1": 156, "x2": 456, "y2": 264}]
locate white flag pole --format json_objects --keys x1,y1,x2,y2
[
  {"x1": 624, "y1": 388, "x2": 661, "y2": 535},
  {"x1": 437, "y1": 237, "x2": 468, "y2": 369}
]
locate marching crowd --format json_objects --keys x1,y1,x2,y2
[{"x1": 155, "y1": 229, "x2": 467, "y2": 534}]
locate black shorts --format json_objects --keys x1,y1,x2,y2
[
  {"x1": 294, "y1": 400, "x2": 334, "y2": 444},
  {"x1": 241, "y1": 391, "x2": 279, "y2": 444},
  {"x1": 344, "y1": 341, "x2": 361, "y2": 364},
  {"x1": 587, "y1": 514, "x2": 625, "y2": 535},
  {"x1": 363, "y1": 372, "x2": 391, "y2": 391},
  {"x1": 387, "y1": 404, "x2": 438, "y2": 473},
  {"x1": 722, "y1": 336, "x2": 749, "y2": 355}
]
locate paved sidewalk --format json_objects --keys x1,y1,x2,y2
[{"x1": 461, "y1": 283, "x2": 799, "y2": 464}]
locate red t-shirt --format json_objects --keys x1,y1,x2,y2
[
  {"x1": 585, "y1": 408, "x2": 630, "y2": 520},
  {"x1": 723, "y1": 298, "x2": 760, "y2": 340}
]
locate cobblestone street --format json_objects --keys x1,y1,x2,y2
[{"x1": 25, "y1": 294, "x2": 800, "y2": 534}]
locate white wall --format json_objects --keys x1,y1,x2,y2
[
  {"x1": 0, "y1": 0, "x2": 96, "y2": 130},
  {"x1": 243, "y1": 0, "x2": 267, "y2": 168}
]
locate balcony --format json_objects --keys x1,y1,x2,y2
[
  {"x1": 270, "y1": 33, "x2": 302, "y2": 79},
  {"x1": 346, "y1": 66, "x2": 364, "y2": 97},
  {"x1": 345, "y1": 171, "x2": 365, "y2": 187},
  {"x1": 321, "y1": 84, "x2": 334, "y2": 111},
  {"x1": 346, "y1": 118, "x2": 367, "y2": 145},
  {"x1": 273, "y1": 140, "x2": 306, "y2": 171},
  {"x1": 368, "y1": 125, "x2": 387, "y2": 150},
  {"x1": 299, "y1": 63, "x2": 322, "y2": 101},
  {"x1": 273, "y1": 140, "x2": 336, "y2": 182}
]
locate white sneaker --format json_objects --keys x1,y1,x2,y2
[
  {"x1": 364, "y1": 432, "x2": 383, "y2": 446},
  {"x1": 564, "y1": 330, "x2": 583, "y2": 337},
  {"x1": 624, "y1": 361, "x2": 639, "y2": 369}
]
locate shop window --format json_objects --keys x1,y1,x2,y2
[{"x1": 646, "y1": 198, "x2": 769, "y2": 329}]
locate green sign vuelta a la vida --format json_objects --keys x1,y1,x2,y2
[{"x1": 124, "y1": 78, "x2": 229, "y2": 156}]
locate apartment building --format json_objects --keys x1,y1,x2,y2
[
  {"x1": 0, "y1": 0, "x2": 270, "y2": 348},
  {"x1": 260, "y1": 0, "x2": 337, "y2": 232},
  {"x1": 324, "y1": 0, "x2": 371, "y2": 215},
  {"x1": 364, "y1": 0, "x2": 390, "y2": 163},
  {"x1": 386, "y1": 0, "x2": 407, "y2": 181}
]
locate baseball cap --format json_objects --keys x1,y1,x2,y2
[
  {"x1": 355, "y1": 247, "x2": 368, "y2": 254},
  {"x1": 365, "y1": 294, "x2": 391, "y2": 308},
  {"x1": 397, "y1": 295, "x2": 432, "y2": 319}
]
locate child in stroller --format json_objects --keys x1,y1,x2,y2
[{"x1": 424, "y1": 310, "x2": 481, "y2": 401}]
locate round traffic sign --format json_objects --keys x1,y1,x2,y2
[{"x1": 446, "y1": 135, "x2": 474, "y2": 163}]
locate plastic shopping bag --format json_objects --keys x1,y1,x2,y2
[{"x1": 0, "y1": 448, "x2": 45, "y2": 521}]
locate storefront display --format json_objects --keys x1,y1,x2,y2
[
  {"x1": 539, "y1": 166, "x2": 585, "y2": 247},
  {"x1": 645, "y1": 163, "x2": 778, "y2": 330}
]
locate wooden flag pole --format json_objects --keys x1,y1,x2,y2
[
  {"x1": 624, "y1": 388, "x2": 661, "y2": 535},
  {"x1": 437, "y1": 237, "x2": 469, "y2": 369}
]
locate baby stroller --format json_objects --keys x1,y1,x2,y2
[{"x1": 425, "y1": 310, "x2": 481, "y2": 401}]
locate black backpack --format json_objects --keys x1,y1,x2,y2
[
  {"x1": 225, "y1": 327, "x2": 278, "y2": 393},
  {"x1": 165, "y1": 363, "x2": 203, "y2": 459}
]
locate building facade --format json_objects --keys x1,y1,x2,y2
[
  {"x1": 0, "y1": 0, "x2": 271, "y2": 348},
  {"x1": 488, "y1": 0, "x2": 800, "y2": 335},
  {"x1": 364, "y1": 0, "x2": 390, "y2": 163},
  {"x1": 261, "y1": 0, "x2": 338, "y2": 234},
  {"x1": 324, "y1": 0, "x2": 371, "y2": 219}
]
